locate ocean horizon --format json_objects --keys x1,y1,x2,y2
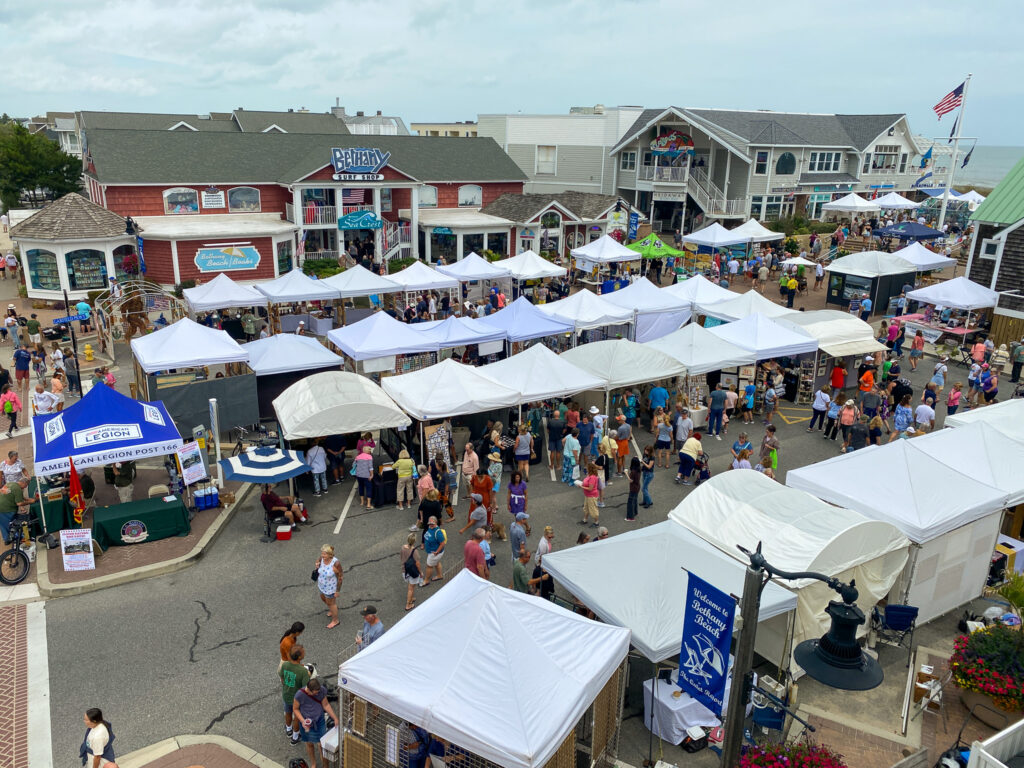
[{"x1": 953, "y1": 145, "x2": 1024, "y2": 189}]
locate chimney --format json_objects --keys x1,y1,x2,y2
[
  {"x1": 287, "y1": 108, "x2": 294, "y2": 112},
  {"x1": 331, "y1": 105, "x2": 347, "y2": 117},
  {"x1": 357, "y1": 111, "x2": 365, "y2": 117},
  {"x1": 376, "y1": 110, "x2": 382, "y2": 116},
  {"x1": 335, "y1": 97, "x2": 340, "y2": 107}
]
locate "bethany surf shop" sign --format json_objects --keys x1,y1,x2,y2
[{"x1": 330, "y1": 147, "x2": 391, "y2": 181}]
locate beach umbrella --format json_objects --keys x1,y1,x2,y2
[{"x1": 218, "y1": 446, "x2": 311, "y2": 484}]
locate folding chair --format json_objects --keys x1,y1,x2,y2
[
  {"x1": 953, "y1": 343, "x2": 973, "y2": 369},
  {"x1": 871, "y1": 604, "x2": 919, "y2": 667}
]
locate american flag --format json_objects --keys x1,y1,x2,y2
[
  {"x1": 933, "y1": 82, "x2": 964, "y2": 120},
  {"x1": 342, "y1": 188, "x2": 366, "y2": 204}
]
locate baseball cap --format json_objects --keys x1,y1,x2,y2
[
  {"x1": 616, "y1": 414, "x2": 626, "y2": 422},
  {"x1": 470, "y1": 493, "x2": 483, "y2": 503},
  {"x1": 864, "y1": 355, "x2": 873, "y2": 362},
  {"x1": 515, "y1": 512, "x2": 530, "y2": 521},
  {"x1": 360, "y1": 605, "x2": 377, "y2": 617}
]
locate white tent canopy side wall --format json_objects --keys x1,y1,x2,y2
[
  {"x1": 668, "y1": 472, "x2": 909, "y2": 669},
  {"x1": 273, "y1": 371, "x2": 411, "y2": 440},
  {"x1": 944, "y1": 398, "x2": 1024, "y2": 436},
  {"x1": 541, "y1": 520, "x2": 798, "y2": 663}
]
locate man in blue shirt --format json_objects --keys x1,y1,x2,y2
[
  {"x1": 355, "y1": 605, "x2": 384, "y2": 649},
  {"x1": 648, "y1": 384, "x2": 669, "y2": 428},
  {"x1": 859, "y1": 294, "x2": 872, "y2": 322},
  {"x1": 13, "y1": 343, "x2": 31, "y2": 391},
  {"x1": 75, "y1": 300, "x2": 92, "y2": 333},
  {"x1": 708, "y1": 383, "x2": 728, "y2": 439}
]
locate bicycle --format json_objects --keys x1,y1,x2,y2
[
  {"x1": 0, "y1": 513, "x2": 35, "y2": 585},
  {"x1": 230, "y1": 423, "x2": 277, "y2": 456}
]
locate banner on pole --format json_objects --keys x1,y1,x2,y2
[{"x1": 678, "y1": 571, "x2": 735, "y2": 717}]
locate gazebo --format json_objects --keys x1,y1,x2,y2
[{"x1": 10, "y1": 193, "x2": 139, "y2": 301}]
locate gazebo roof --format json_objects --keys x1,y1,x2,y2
[{"x1": 9, "y1": 193, "x2": 130, "y2": 241}]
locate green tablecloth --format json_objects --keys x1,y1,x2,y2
[
  {"x1": 92, "y1": 494, "x2": 190, "y2": 550},
  {"x1": 27, "y1": 478, "x2": 74, "y2": 535}
]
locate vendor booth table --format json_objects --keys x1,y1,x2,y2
[
  {"x1": 28, "y1": 479, "x2": 73, "y2": 536},
  {"x1": 643, "y1": 670, "x2": 734, "y2": 742},
  {"x1": 279, "y1": 313, "x2": 333, "y2": 335},
  {"x1": 92, "y1": 494, "x2": 190, "y2": 550}
]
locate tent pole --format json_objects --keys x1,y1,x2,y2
[
  {"x1": 419, "y1": 421, "x2": 425, "y2": 465},
  {"x1": 645, "y1": 660, "x2": 657, "y2": 767},
  {"x1": 604, "y1": 388, "x2": 610, "y2": 420}
]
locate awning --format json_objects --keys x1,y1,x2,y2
[
  {"x1": 410, "y1": 208, "x2": 513, "y2": 229},
  {"x1": 131, "y1": 213, "x2": 298, "y2": 239}
]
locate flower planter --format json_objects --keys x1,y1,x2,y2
[{"x1": 960, "y1": 688, "x2": 1024, "y2": 729}]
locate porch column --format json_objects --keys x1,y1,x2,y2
[
  {"x1": 724, "y1": 152, "x2": 732, "y2": 200},
  {"x1": 372, "y1": 187, "x2": 383, "y2": 263},
  {"x1": 424, "y1": 229, "x2": 432, "y2": 262},
  {"x1": 170, "y1": 240, "x2": 181, "y2": 285},
  {"x1": 482, "y1": 232, "x2": 488, "y2": 251},
  {"x1": 456, "y1": 232, "x2": 464, "y2": 262},
  {"x1": 410, "y1": 185, "x2": 420, "y2": 260}
]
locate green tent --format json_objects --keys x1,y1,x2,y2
[{"x1": 626, "y1": 234, "x2": 687, "y2": 259}]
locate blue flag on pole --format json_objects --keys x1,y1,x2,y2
[
  {"x1": 920, "y1": 147, "x2": 933, "y2": 169},
  {"x1": 136, "y1": 236, "x2": 147, "y2": 274},
  {"x1": 962, "y1": 146, "x2": 974, "y2": 168},
  {"x1": 678, "y1": 571, "x2": 736, "y2": 717}
]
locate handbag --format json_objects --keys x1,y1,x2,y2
[
  {"x1": 571, "y1": 464, "x2": 581, "y2": 480},
  {"x1": 311, "y1": 566, "x2": 319, "y2": 582}
]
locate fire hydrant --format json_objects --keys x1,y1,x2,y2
[{"x1": 83, "y1": 343, "x2": 94, "y2": 362}]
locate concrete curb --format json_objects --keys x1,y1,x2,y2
[
  {"x1": 37, "y1": 483, "x2": 255, "y2": 598},
  {"x1": 116, "y1": 734, "x2": 284, "y2": 768}
]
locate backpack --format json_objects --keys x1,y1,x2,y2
[
  {"x1": 826, "y1": 401, "x2": 840, "y2": 419},
  {"x1": 2, "y1": 399, "x2": 12, "y2": 414},
  {"x1": 403, "y1": 548, "x2": 420, "y2": 579}
]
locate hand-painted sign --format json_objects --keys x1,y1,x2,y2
[
  {"x1": 651, "y1": 130, "x2": 695, "y2": 157},
  {"x1": 201, "y1": 188, "x2": 226, "y2": 209},
  {"x1": 338, "y1": 210, "x2": 384, "y2": 230},
  {"x1": 194, "y1": 245, "x2": 261, "y2": 272},
  {"x1": 331, "y1": 147, "x2": 391, "y2": 181},
  {"x1": 678, "y1": 571, "x2": 735, "y2": 717}
]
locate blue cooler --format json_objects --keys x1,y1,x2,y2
[{"x1": 194, "y1": 487, "x2": 220, "y2": 510}]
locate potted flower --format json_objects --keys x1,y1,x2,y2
[
  {"x1": 948, "y1": 596, "x2": 1024, "y2": 728},
  {"x1": 739, "y1": 742, "x2": 847, "y2": 767}
]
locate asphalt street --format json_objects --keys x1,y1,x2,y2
[{"x1": 46, "y1": 358, "x2": 951, "y2": 767}]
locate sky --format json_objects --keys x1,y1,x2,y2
[{"x1": 2, "y1": 0, "x2": 1023, "y2": 145}]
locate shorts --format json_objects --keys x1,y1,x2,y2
[
  {"x1": 909, "y1": 350, "x2": 923, "y2": 358},
  {"x1": 300, "y1": 715, "x2": 326, "y2": 743},
  {"x1": 283, "y1": 699, "x2": 295, "y2": 713},
  {"x1": 426, "y1": 551, "x2": 443, "y2": 567},
  {"x1": 515, "y1": 452, "x2": 530, "y2": 462},
  {"x1": 983, "y1": 390, "x2": 998, "y2": 403},
  {"x1": 616, "y1": 439, "x2": 628, "y2": 458},
  {"x1": 14, "y1": 369, "x2": 28, "y2": 381},
  {"x1": 655, "y1": 439, "x2": 671, "y2": 450},
  {"x1": 28, "y1": 333, "x2": 40, "y2": 344},
  {"x1": 970, "y1": 380, "x2": 983, "y2": 391},
  {"x1": 547, "y1": 439, "x2": 560, "y2": 453}
]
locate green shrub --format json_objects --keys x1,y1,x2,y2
[
  {"x1": 387, "y1": 257, "x2": 416, "y2": 274},
  {"x1": 302, "y1": 260, "x2": 342, "y2": 279},
  {"x1": 783, "y1": 237, "x2": 800, "y2": 255},
  {"x1": 173, "y1": 279, "x2": 196, "y2": 298}
]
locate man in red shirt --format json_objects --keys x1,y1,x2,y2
[{"x1": 463, "y1": 528, "x2": 490, "y2": 580}]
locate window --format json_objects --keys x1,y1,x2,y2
[
  {"x1": 868, "y1": 145, "x2": 900, "y2": 173},
  {"x1": 750, "y1": 195, "x2": 791, "y2": 221},
  {"x1": 540, "y1": 211, "x2": 561, "y2": 230},
  {"x1": 979, "y1": 239, "x2": 1001, "y2": 261},
  {"x1": 163, "y1": 187, "x2": 199, "y2": 214},
  {"x1": 775, "y1": 152, "x2": 796, "y2": 175},
  {"x1": 65, "y1": 248, "x2": 108, "y2": 290},
  {"x1": 642, "y1": 151, "x2": 653, "y2": 167},
  {"x1": 418, "y1": 185, "x2": 438, "y2": 208},
  {"x1": 537, "y1": 145, "x2": 556, "y2": 175},
  {"x1": 228, "y1": 187, "x2": 261, "y2": 212},
  {"x1": 277, "y1": 240, "x2": 293, "y2": 274},
  {"x1": 620, "y1": 152, "x2": 637, "y2": 171},
  {"x1": 755, "y1": 151, "x2": 769, "y2": 175},
  {"x1": 458, "y1": 185, "x2": 482, "y2": 207},
  {"x1": 807, "y1": 152, "x2": 841, "y2": 172},
  {"x1": 899, "y1": 153, "x2": 908, "y2": 173},
  {"x1": 26, "y1": 249, "x2": 60, "y2": 291},
  {"x1": 113, "y1": 244, "x2": 139, "y2": 279},
  {"x1": 380, "y1": 187, "x2": 392, "y2": 213},
  {"x1": 862, "y1": 154, "x2": 872, "y2": 174}
]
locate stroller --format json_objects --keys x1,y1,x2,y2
[{"x1": 693, "y1": 454, "x2": 712, "y2": 486}]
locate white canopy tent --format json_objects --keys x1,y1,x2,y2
[
  {"x1": 570, "y1": 234, "x2": 641, "y2": 270},
  {"x1": 417, "y1": 315, "x2": 507, "y2": 349},
  {"x1": 131, "y1": 317, "x2": 249, "y2": 373},
  {"x1": 683, "y1": 222, "x2": 750, "y2": 248},
  {"x1": 389, "y1": 259, "x2": 460, "y2": 291},
  {"x1": 959, "y1": 189, "x2": 986, "y2": 204},
  {"x1": 780, "y1": 256, "x2": 817, "y2": 268},
  {"x1": 825, "y1": 250, "x2": 916, "y2": 279},
  {"x1": 319, "y1": 264, "x2": 402, "y2": 298},
  {"x1": 559, "y1": 339, "x2": 685, "y2": 392},
  {"x1": 478, "y1": 344, "x2": 605, "y2": 404},
  {"x1": 906, "y1": 276, "x2": 999, "y2": 310},
  {"x1": 670, "y1": 471, "x2": 909, "y2": 668},
  {"x1": 730, "y1": 219, "x2": 784, "y2": 242},
  {"x1": 912, "y1": 421, "x2": 1024, "y2": 506},
  {"x1": 241, "y1": 334, "x2": 342, "y2": 376},
  {"x1": 944, "y1": 397, "x2": 1024, "y2": 436},
  {"x1": 382, "y1": 358, "x2": 521, "y2": 421},
  {"x1": 437, "y1": 251, "x2": 512, "y2": 281},
  {"x1": 542, "y1": 520, "x2": 798, "y2": 662},
  {"x1": 478, "y1": 296, "x2": 574, "y2": 342},
  {"x1": 338, "y1": 570, "x2": 631, "y2": 768},
  {"x1": 698, "y1": 289, "x2": 798, "y2": 322},
  {"x1": 874, "y1": 191, "x2": 921, "y2": 210},
  {"x1": 662, "y1": 274, "x2": 735, "y2": 309},
  {"x1": 255, "y1": 269, "x2": 341, "y2": 303},
  {"x1": 892, "y1": 241, "x2": 956, "y2": 272},
  {"x1": 786, "y1": 440, "x2": 1009, "y2": 623},
  {"x1": 708, "y1": 313, "x2": 818, "y2": 359},
  {"x1": 492, "y1": 250, "x2": 568, "y2": 281},
  {"x1": 776, "y1": 309, "x2": 885, "y2": 358},
  {"x1": 643, "y1": 323, "x2": 756, "y2": 376},
  {"x1": 600, "y1": 278, "x2": 692, "y2": 343},
  {"x1": 273, "y1": 371, "x2": 410, "y2": 440},
  {"x1": 537, "y1": 289, "x2": 635, "y2": 332},
  {"x1": 821, "y1": 192, "x2": 880, "y2": 214},
  {"x1": 182, "y1": 272, "x2": 266, "y2": 313},
  {"x1": 327, "y1": 311, "x2": 438, "y2": 361}
]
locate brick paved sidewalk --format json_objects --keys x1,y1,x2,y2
[
  {"x1": 136, "y1": 743, "x2": 258, "y2": 768},
  {"x1": 0, "y1": 605, "x2": 28, "y2": 768}
]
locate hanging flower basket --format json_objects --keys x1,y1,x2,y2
[{"x1": 739, "y1": 742, "x2": 848, "y2": 767}]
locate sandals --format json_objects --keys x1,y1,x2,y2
[
  {"x1": 326, "y1": 620, "x2": 340, "y2": 629},
  {"x1": 405, "y1": 600, "x2": 416, "y2": 611}
]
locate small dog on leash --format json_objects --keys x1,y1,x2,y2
[{"x1": 490, "y1": 520, "x2": 508, "y2": 540}]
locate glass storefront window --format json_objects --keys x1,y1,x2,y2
[
  {"x1": 277, "y1": 240, "x2": 294, "y2": 274},
  {"x1": 27, "y1": 249, "x2": 60, "y2": 291},
  {"x1": 65, "y1": 248, "x2": 108, "y2": 290},
  {"x1": 113, "y1": 244, "x2": 138, "y2": 279},
  {"x1": 463, "y1": 234, "x2": 484, "y2": 257},
  {"x1": 430, "y1": 231, "x2": 457, "y2": 263},
  {"x1": 487, "y1": 232, "x2": 507, "y2": 256}
]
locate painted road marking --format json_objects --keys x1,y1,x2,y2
[{"x1": 333, "y1": 483, "x2": 358, "y2": 535}]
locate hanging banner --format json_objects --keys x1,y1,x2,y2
[
  {"x1": 628, "y1": 212, "x2": 640, "y2": 239},
  {"x1": 678, "y1": 571, "x2": 735, "y2": 717},
  {"x1": 59, "y1": 528, "x2": 96, "y2": 571},
  {"x1": 651, "y1": 130, "x2": 695, "y2": 157}
]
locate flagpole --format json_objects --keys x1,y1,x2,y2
[{"x1": 938, "y1": 73, "x2": 971, "y2": 231}]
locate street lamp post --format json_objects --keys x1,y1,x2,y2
[{"x1": 719, "y1": 543, "x2": 883, "y2": 767}]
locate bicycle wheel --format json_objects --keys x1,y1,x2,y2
[{"x1": 0, "y1": 547, "x2": 29, "y2": 585}]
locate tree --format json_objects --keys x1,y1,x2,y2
[{"x1": 0, "y1": 123, "x2": 82, "y2": 210}]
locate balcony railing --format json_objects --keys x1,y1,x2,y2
[
  {"x1": 638, "y1": 165, "x2": 689, "y2": 183},
  {"x1": 301, "y1": 249, "x2": 340, "y2": 262},
  {"x1": 286, "y1": 203, "x2": 378, "y2": 226}
]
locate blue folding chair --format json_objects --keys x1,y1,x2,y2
[{"x1": 871, "y1": 604, "x2": 919, "y2": 667}]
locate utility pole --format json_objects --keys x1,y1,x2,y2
[
  {"x1": 938, "y1": 73, "x2": 972, "y2": 231},
  {"x1": 61, "y1": 289, "x2": 82, "y2": 394},
  {"x1": 719, "y1": 562, "x2": 763, "y2": 768}
]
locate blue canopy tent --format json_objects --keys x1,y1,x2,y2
[
  {"x1": 32, "y1": 384, "x2": 183, "y2": 477},
  {"x1": 872, "y1": 221, "x2": 945, "y2": 241}
]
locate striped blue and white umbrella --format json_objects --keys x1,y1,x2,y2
[{"x1": 218, "y1": 446, "x2": 311, "y2": 484}]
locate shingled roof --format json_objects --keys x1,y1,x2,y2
[
  {"x1": 84, "y1": 130, "x2": 526, "y2": 185},
  {"x1": 78, "y1": 110, "x2": 241, "y2": 132},
  {"x1": 10, "y1": 193, "x2": 129, "y2": 241},
  {"x1": 482, "y1": 192, "x2": 619, "y2": 222}
]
